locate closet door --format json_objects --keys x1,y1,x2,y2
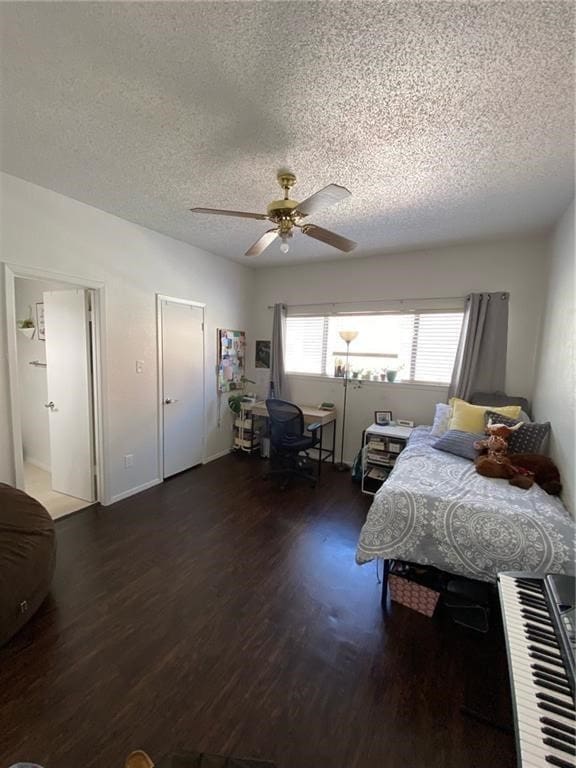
[
  {"x1": 44, "y1": 289, "x2": 95, "y2": 501},
  {"x1": 161, "y1": 300, "x2": 205, "y2": 478}
]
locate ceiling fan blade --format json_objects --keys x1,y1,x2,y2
[
  {"x1": 294, "y1": 184, "x2": 351, "y2": 217},
  {"x1": 301, "y1": 224, "x2": 357, "y2": 253},
  {"x1": 245, "y1": 228, "x2": 279, "y2": 257},
  {"x1": 190, "y1": 207, "x2": 268, "y2": 220}
]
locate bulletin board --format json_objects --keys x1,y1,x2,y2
[{"x1": 217, "y1": 329, "x2": 246, "y2": 392}]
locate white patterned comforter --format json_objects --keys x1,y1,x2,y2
[{"x1": 356, "y1": 427, "x2": 575, "y2": 582}]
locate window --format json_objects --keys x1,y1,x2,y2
[{"x1": 285, "y1": 310, "x2": 463, "y2": 385}]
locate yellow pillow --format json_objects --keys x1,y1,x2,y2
[{"x1": 449, "y1": 398, "x2": 522, "y2": 434}]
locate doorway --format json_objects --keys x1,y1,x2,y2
[
  {"x1": 6, "y1": 267, "x2": 104, "y2": 518},
  {"x1": 157, "y1": 295, "x2": 205, "y2": 479}
]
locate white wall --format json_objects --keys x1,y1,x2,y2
[
  {"x1": 249, "y1": 237, "x2": 549, "y2": 462},
  {"x1": 532, "y1": 200, "x2": 575, "y2": 516},
  {"x1": 15, "y1": 276, "x2": 80, "y2": 471},
  {"x1": 0, "y1": 172, "x2": 252, "y2": 503}
]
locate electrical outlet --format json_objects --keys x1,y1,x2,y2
[
  {"x1": 136, "y1": 360, "x2": 144, "y2": 374},
  {"x1": 124, "y1": 454, "x2": 134, "y2": 468}
]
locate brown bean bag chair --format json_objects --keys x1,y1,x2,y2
[{"x1": 0, "y1": 483, "x2": 56, "y2": 646}]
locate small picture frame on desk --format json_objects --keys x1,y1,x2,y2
[{"x1": 375, "y1": 410, "x2": 393, "y2": 426}]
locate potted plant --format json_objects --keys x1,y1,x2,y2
[
  {"x1": 351, "y1": 368, "x2": 362, "y2": 380},
  {"x1": 17, "y1": 318, "x2": 35, "y2": 339},
  {"x1": 227, "y1": 377, "x2": 256, "y2": 415},
  {"x1": 380, "y1": 369, "x2": 388, "y2": 382},
  {"x1": 386, "y1": 364, "x2": 404, "y2": 383}
]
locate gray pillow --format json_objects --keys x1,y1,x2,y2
[
  {"x1": 484, "y1": 411, "x2": 550, "y2": 454},
  {"x1": 433, "y1": 430, "x2": 484, "y2": 460}
]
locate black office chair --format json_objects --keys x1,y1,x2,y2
[{"x1": 265, "y1": 399, "x2": 322, "y2": 489}]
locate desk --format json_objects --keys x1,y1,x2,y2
[{"x1": 251, "y1": 401, "x2": 337, "y2": 474}]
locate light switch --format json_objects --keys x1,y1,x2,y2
[{"x1": 136, "y1": 360, "x2": 144, "y2": 374}]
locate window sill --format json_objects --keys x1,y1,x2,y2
[{"x1": 287, "y1": 373, "x2": 449, "y2": 392}]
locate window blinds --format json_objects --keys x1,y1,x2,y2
[{"x1": 285, "y1": 309, "x2": 463, "y2": 385}]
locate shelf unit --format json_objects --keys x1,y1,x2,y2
[
  {"x1": 233, "y1": 402, "x2": 261, "y2": 454},
  {"x1": 361, "y1": 423, "x2": 413, "y2": 496}
]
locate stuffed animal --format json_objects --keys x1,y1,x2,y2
[
  {"x1": 474, "y1": 420, "x2": 536, "y2": 489},
  {"x1": 473, "y1": 420, "x2": 563, "y2": 495},
  {"x1": 508, "y1": 453, "x2": 562, "y2": 496},
  {"x1": 473, "y1": 420, "x2": 523, "y2": 463}
]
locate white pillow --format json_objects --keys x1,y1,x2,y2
[
  {"x1": 519, "y1": 410, "x2": 531, "y2": 423},
  {"x1": 431, "y1": 403, "x2": 452, "y2": 436}
]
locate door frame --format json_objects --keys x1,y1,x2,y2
[
  {"x1": 156, "y1": 294, "x2": 206, "y2": 481},
  {"x1": 3, "y1": 263, "x2": 107, "y2": 504}
]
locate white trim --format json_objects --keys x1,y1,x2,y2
[
  {"x1": 156, "y1": 294, "x2": 206, "y2": 481},
  {"x1": 157, "y1": 293, "x2": 206, "y2": 309},
  {"x1": 3, "y1": 263, "x2": 108, "y2": 504},
  {"x1": 109, "y1": 478, "x2": 162, "y2": 504},
  {"x1": 203, "y1": 448, "x2": 231, "y2": 464}
]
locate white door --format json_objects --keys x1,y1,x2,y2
[
  {"x1": 43, "y1": 290, "x2": 95, "y2": 501},
  {"x1": 161, "y1": 300, "x2": 205, "y2": 478}
]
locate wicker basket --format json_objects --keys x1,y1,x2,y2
[{"x1": 389, "y1": 574, "x2": 440, "y2": 617}]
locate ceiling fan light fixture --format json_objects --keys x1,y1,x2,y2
[
  {"x1": 279, "y1": 232, "x2": 291, "y2": 254},
  {"x1": 190, "y1": 172, "x2": 356, "y2": 258}
]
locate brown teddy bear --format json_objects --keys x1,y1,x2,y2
[
  {"x1": 507, "y1": 453, "x2": 562, "y2": 495},
  {"x1": 473, "y1": 420, "x2": 562, "y2": 495}
]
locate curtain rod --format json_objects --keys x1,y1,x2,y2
[{"x1": 267, "y1": 296, "x2": 466, "y2": 310}]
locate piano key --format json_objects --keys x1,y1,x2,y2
[
  {"x1": 532, "y1": 652, "x2": 566, "y2": 669},
  {"x1": 504, "y1": 626, "x2": 566, "y2": 666},
  {"x1": 545, "y1": 755, "x2": 576, "y2": 767},
  {"x1": 535, "y1": 670, "x2": 572, "y2": 687},
  {"x1": 539, "y1": 701, "x2": 576, "y2": 723},
  {"x1": 517, "y1": 717, "x2": 576, "y2": 764},
  {"x1": 530, "y1": 646, "x2": 564, "y2": 662},
  {"x1": 527, "y1": 623, "x2": 561, "y2": 640},
  {"x1": 516, "y1": 579, "x2": 544, "y2": 591},
  {"x1": 537, "y1": 693, "x2": 576, "y2": 712},
  {"x1": 537, "y1": 680, "x2": 575, "y2": 696},
  {"x1": 518, "y1": 583, "x2": 546, "y2": 594},
  {"x1": 519, "y1": 590, "x2": 547, "y2": 602},
  {"x1": 523, "y1": 613, "x2": 555, "y2": 628},
  {"x1": 541, "y1": 718, "x2": 576, "y2": 737},
  {"x1": 542, "y1": 728, "x2": 576, "y2": 747},
  {"x1": 545, "y1": 756, "x2": 576, "y2": 768},
  {"x1": 532, "y1": 670, "x2": 571, "y2": 696},
  {"x1": 529, "y1": 635, "x2": 561, "y2": 650},
  {"x1": 534, "y1": 664, "x2": 571, "y2": 683},
  {"x1": 521, "y1": 595, "x2": 549, "y2": 608},
  {"x1": 499, "y1": 573, "x2": 576, "y2": 766},
  {"x1": 543, "y1": 737, "x2": 576, "y2": 757}
]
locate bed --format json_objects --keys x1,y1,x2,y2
[{"x1": 356, "y1": 427, "x2": 575, "y2": 583}]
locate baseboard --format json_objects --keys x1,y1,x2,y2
[
  {"x1": 109, "y1": 478, "x2": 162, "y2": 505},
  {"x1": 24, "y1": 457, "x2": 51, "y2": 473},
  {"x1": 203, "y1": 448, "x2": 232, "y2": 464}
]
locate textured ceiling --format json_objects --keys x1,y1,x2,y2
[{"x1": 0, "y1": 1, "x2": 574, "y2": 267}]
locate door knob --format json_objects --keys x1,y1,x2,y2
[
  {"x1": 44, "y1": 401, "x2": 55, "y2": 410},
  {"x1": 164, "y1": 398, "x2": 178, "y2": 404}
]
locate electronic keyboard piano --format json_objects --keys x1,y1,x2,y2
[{"x1": 498, "y1": 572, "x2": 576, "y2": 768}]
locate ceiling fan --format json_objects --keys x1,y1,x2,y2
[{"x1": 190, "y1": 171, "x2": 356, "y2": 257}]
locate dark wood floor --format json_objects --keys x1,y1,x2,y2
[{"x1": 0, "y1": 455, "x2": 516, "y2": 768}]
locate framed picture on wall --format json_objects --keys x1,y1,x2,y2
[
  {"x1": 255, "y1": 340, "x2": 271, "y2": 369},
  {"x1": 375, "y1": 410, "x2": 392, "y2": 426},
  {"x1": 35, "y1": 302, "x2": 46, "y2": 341}
]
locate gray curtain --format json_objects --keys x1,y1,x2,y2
[
  {"x1": 448, "y1": 292, "x2": 509, "y2": 401},
  {"x1": 270, "y1": 303, "x2": 291, "y2": 400}
]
